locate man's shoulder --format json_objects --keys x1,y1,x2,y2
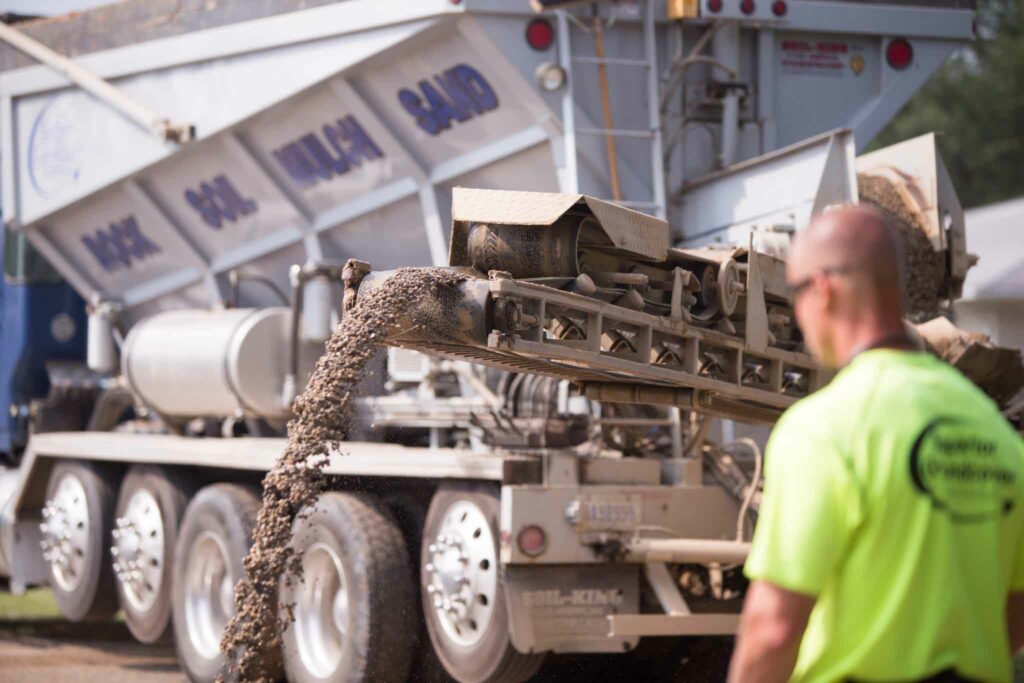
[
  {"x1": 775, "y1": 350, "x2": 1018, "y2": 455},
  {"x1": 770, "y1": 352, "x2": 922, "y2": 454},
  {"x1": 776, "y1": 356, "x2": 888, "y2": 432}
]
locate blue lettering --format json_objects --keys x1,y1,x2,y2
[
  {"x1": 272, "y1": 115, "x2": 385, "y2": 189},
  {"x1": 420, "y1": 80, "x2": 462, "y2": 132},
  {"x1": 436, "y1": 70, "x2": 483, "y2": 116},
  {"x1": 298, "y1": 134, "x2": 338, "y2": 182},
  {"x1": 399, "y1": 89, "x2": 440, "y2": 135},
  {"x1": 213, "y1": 175, "x2": 258, "y2": 217},
  {"x1": 186, "y1": 188, "x2": 221, "y2": 228},
  {"x1": 336, "y1": 115, "x2": 384, "y2": 166},
  {"x1": 185, "y1": 175, "x2": 258, "y2": 230},
  {"x1": 450, "y1": 64, "x2": 499, "y2": 112},
  {"x1": 82, "y1": 215, "x2": 161, "y2": 273},
  {"x1": 434, "y1": 74, "x2": 475, "y2": 122},
  {"x1": 82, "y1": 231, "x2": 119, "y2": 271},
  {"x1": 322, "y1": 123, "x2": 353, "y2": 175},
  {"x1": 397, "y1": 63, "x2": 500, "y2": 136},
  {"x1": 273, "y1": 144, "x2": 312, "y2": 187}
]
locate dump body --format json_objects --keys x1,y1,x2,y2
[{"x1": 0, "y1": 0, "x2": 973, "y2": 326}]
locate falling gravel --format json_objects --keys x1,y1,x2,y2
[
  {"x1": 218, "y1": 267, "x2": 467, "y2": 682},
  {"x1": 858, "y1": 173, "x2": 948, "y2": 322}
]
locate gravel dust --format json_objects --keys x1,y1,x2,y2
[{"x1": 217, "y1": 267, "x2": 466, "y2": 682}]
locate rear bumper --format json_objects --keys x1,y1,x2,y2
[{"x1": 500, "y1": 483, "x2": 746, "y2": 653}]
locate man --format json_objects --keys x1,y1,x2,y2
[{"x1": 728, "y1": 205, "x2": 1024, "y2": 683}]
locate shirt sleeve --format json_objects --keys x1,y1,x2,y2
[{"x1": 744, "y1": 415, "x2": 864, "y2": 596}]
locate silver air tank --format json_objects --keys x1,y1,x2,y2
[
  {"x1": 122, "y1": 307, "x2": 319, "y2": 420},
  {"x1": 87, "y1": 303, "x2": 119, "y2": 374}
]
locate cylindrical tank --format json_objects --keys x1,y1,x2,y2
[
  {"x1": 123, "y1": 307, "x2": 303, "y2": 419},
  {"x1": 87, "y1": 309, "x2": 118, "y2": 374},
  {"x1": 301, "y1": 276, "x2": 334, "y2": 343}
]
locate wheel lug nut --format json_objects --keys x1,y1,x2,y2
[
  {"x1": 428, "y1": 544, "x2": 438, "y2": 554},
  {"x1": 425, "y1": 563, "x2": 435, "y2": 573}
]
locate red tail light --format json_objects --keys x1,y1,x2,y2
[
  {"x1": 886, "y1": 38, "x2": 913, "y2": 70},
  {"x1": 517, "y1": 525, "x2": 547, "y2": 557},
  {"x1": 526, "y1": 18, "x2": 555, "y2": 52}
]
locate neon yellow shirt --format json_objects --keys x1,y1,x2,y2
[{"x1": 746, "y1": 349, "x2": 1024, "y2": 683}]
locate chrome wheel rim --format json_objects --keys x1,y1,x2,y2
[
  {"x1": 112, "y1": 488, "x2": 165, "y2": 612},
  {"x1": 292, "y1": 541, "x2": 350, "y2": 678},
  {"x1": 40, "y1": 473, "x2": 90, "y2": 592},
  {"x1": 184, "y1": 530, "x2": 234, "y2": 660},
  {"x1": 424, "y1": 500, "x2": 498, "y2": 647}
]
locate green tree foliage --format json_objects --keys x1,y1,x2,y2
[{"x1": 871, "y1": 0, "x2": 1024, "y2": 209}]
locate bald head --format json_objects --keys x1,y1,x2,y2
[
  {"x1": 787, "y1": 204, "x2": 908, "y2": 367},
  {"x1": 790, "y1": 204, "x2": 903, "y2": 313}
]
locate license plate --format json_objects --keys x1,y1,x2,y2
[{"x1": 575, "y1": 495, "x2": 641, "y2": 531}]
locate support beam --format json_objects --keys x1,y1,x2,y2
[
  {"x1": 645, "y1": 563, "x2": 692, "y2": 616},
  {"x1": 0, "y1": 22, "x2": 192, "y2": 143},
  {"x1": 225, "y1": 132, "x2": 323, "y2": 265},
  {"x1": 124, "y1": 179, "x2": 224, "y2": 306},
  {"x1": 608, "y1": 613, "x2": 740, "y2": 637},
  {"x1": 628, "y1": 538, "x2": 750, "y2": 565}
]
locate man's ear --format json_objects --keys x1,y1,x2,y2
[{"x1": 818, "y1": 273, "x2": 839, "y2": 314}]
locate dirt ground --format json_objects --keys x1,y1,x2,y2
[{"x1": 0, "y1": 620, "x2": 183, "y2": 682}]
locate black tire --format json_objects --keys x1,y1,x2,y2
[
  {"x1": 87, "y1": 386, "x2": 136, "y2": 431},
  {"x1": 384, "y1": 493, "x2": 454, "y2": 683},
  {"x1": 42, "y1": 459, "x2": 119, "y2": 621},
  {"x1": 171, "y1": 483, "x2": 268, "y2": 683},
  {"x1": 113, "y1": 465, "x2": 193, "y2": 644},
  {"x1": 280, "y1": 491, "x2": 417, "y2": 683},
  {"x1": 422, "y1": 483, "x2": 544, "y2": 683}
]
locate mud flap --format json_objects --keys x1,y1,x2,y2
[{"x1": 504, "y1": 564, "x2": 640, "y2": 654}]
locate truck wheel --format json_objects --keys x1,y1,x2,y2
[
  {"x1": 280, "y1": 491, "x2": 416, "y2": 683},
  {"x1": 112, "y1": 465, "x2": 192, "y2": 643},
  {"x1": 384, "y1": 493, "x2": 452, "y2": 683},
  {"x1": 172, "y1": 483, "x2": 263, "y2": 682},
  {"x1": 422, "y1": 483, "x2": 544, "y2": 683},
  {"x1": 40, "y1": 459, "x2": 119, "y2": 621}
]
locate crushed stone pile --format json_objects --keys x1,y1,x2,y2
[
  {"x1": 217, "y1": 267, "x2": 467, "y2": 682},
  {"x1": 858, "y1": 173, "x2": 948, "y2": 322}
]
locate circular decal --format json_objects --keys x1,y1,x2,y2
[
  {"x1": 909, "y1": 417, "x2": 1018, "y2": 523},
  {"x1": 50, "y1": 312, "x2": 77, "y2": 343},
  {"x1": 28, "y1": 94, "x2": 86, "y2": 199},
  {"x1": 850, "y1": 55, "x2": 866, "y2": 76}
]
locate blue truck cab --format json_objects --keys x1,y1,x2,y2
[{"x1": 0, "y1": 225, "x2": 86, "y2": 461}]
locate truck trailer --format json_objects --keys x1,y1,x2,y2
[{"x1": 0, "y1": 1, "x2": 979, "y2": 681}]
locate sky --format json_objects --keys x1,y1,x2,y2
[{"x1": 0, "y1": 0, "x2": 111, "y2": 15}]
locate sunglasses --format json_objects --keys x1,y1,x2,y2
[{"x1": 787, "y1": 266, "x2": 853, "y2": 299}]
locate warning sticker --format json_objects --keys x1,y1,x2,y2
[{"x1": 781, "y1": 40, "x2": 857, "y2": 78}]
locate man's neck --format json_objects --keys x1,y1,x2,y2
[{"x1": 835, "y1": 321, "x2": 913, "y2": 366}]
